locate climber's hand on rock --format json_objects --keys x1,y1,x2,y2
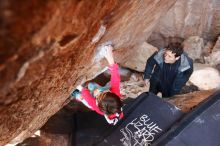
[{"x1": 104, "y1": 45, "x2": 115, "y2": 65}]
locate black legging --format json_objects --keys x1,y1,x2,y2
[{"x1": 149, "y1": 80, "x2": 170, "y2": 98}]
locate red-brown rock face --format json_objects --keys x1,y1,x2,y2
[{"x1": 0, "y1": 0, "x2": 177, "y2": 145}]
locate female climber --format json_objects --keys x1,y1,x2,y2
[{"x1": 71, "y1": 45, "x2": 124, "y2": 125}]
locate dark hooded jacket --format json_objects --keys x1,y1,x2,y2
[{"x1": 144, "y1": 49, "x2": 193, "y2": 96}]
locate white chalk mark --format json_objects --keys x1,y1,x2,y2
[
  {"x1": 92, "y1": 25, "x2": 106, "y2": 44},
  {"x1": 16, "y1": 51, "x2": 44, "y2": 82},
  {"x1": 194, "y1": 118, "x2": 205, "y2": 124}
]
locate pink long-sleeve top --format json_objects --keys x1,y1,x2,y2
[{"x1": 81, "y1": 63, "x2": 123, "y2": 116}]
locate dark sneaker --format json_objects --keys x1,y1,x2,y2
[{"x1": 71, "y1": 89, "x2": 80, "y2": 99}]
